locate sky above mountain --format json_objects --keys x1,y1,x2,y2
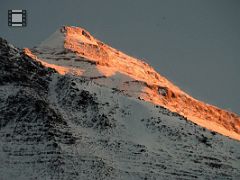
[{"x1": 0, "y1": 0, "x2": 239, "y2": 114}]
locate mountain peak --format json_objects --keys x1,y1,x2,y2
[
  {"x1": 63, "y1": 26, "x2": 98, "y2": 45},
  {"x1": 24, "y1": 26, "x2": 240, "y2": 140},
  {"x1": 38, "y1": 26, "x2": 98, "y2": 50}
]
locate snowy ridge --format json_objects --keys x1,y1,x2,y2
[{"x1": 38, "y1": 28, "x2": 65, "y2": 50}]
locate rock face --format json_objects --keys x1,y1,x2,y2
[{"x1": 0, "y1": 33, "x2": 240, "y2": 180}]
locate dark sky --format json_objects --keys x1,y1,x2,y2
[{"x1": 0, "y1": 0, "x2": 239, "y2": 114}]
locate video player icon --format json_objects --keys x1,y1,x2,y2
[{"x1": 8, "y1": 10, "x2": 27, "y2": 27}]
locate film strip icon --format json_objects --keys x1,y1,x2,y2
[{"x1": 8, "y1": 10, "x2": 27, "y2": 27}]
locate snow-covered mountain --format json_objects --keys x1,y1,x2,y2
[
  {"x1": 25, "y1": 26, "x2": 240, "y2": 141},
  {"x1": 0, "y1": 26, "x2": 240, "y2": 179}
]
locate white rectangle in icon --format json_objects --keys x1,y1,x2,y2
[
  {"x1": 11, "y1": 10, "x2": 23, "y2": 13},
  {"x1": 11, "y1": 24, "x2": 23, "y2": 27},
  {"x1": 12, "y1": 14, "x2": 23, "y2": 22}
]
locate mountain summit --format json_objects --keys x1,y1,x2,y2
[{"x1": 24, "y1": 26, "x2": 240, "y2": 140}]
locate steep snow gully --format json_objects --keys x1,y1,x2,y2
[{"x1": 0, "y1": 26, "x2": 239, "y2": 179}]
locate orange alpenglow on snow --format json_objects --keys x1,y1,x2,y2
[{"x1": 24, "y1": 26, "x2": 240, "y2": 141}]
